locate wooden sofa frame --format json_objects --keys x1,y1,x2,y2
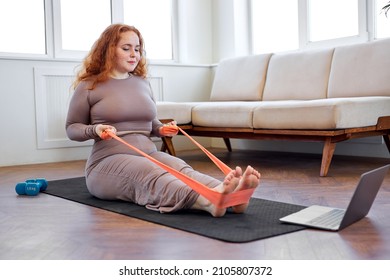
[{"x1": 161, "y1": 116, "x2": 390, "y2": 177}]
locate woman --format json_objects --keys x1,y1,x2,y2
[{"x1": 66, "y1": 23, "x2": 260, "y2": 217}]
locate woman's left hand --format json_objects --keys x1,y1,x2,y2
[{"x1": 160, "y1": 121, "x2": 178, "y2": 137}]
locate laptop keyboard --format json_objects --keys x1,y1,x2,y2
[{"x1": 308, "y1": 208, "x2": 345, "y2": 228}]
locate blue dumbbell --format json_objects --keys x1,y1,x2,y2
[{"x1": 15, "y1": 178, "x2": 48, "y2": 196}]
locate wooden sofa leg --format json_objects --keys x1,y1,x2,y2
[
  {"x1": 320, "y1": 138, "x2": 336, "y2": 177},
  {"x1": 383, "y1": 134, "x2": 390, "y2": 154},
  {"x1": 223, "y1": 138, "x2": 232, "y2": 152},
  {"x1": 161, "y1": 137, "x2": 176, "y2": 156}
]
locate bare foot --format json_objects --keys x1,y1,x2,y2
[
  {"x1": 231, "y1": 165, "x2": 261, "y2": 213},
  {"x1": 191, "y1": 167, "x2": 240, "y2": 217}
]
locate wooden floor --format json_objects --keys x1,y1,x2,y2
[{"x1": 1, "y1": 149, "x2": 389, "y2": 260}]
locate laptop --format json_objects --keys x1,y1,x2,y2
[{"x1": 280, "y1": 164, "x2": 390, "y2": 231}]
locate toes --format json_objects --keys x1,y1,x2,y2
[{"x1": 234, "y1": 166, "x2": 243, "y2": 178}]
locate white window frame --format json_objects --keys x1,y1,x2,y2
[
  {"x1": 298, "y1": 0, "x2": 368, "y2": 49},
  {"x1": 249, "y1": 0, "x2": 371, "y2": 54},
  {"x1": 0, "y1": 0, "x2": 53, "y2": 59},
  {"x1": 52, "y1": 0, "x2": 177, "y2": 61},
  {"x1": 0, "y1": 0, "x2": 177, "y2": 61},
  {"x1": 51, "y1": 0, "x2": 98, "y2": 59},
  {"x1": 121, "y1": 0, "x2": 177, "y2": 63},
  {"x1": 368, "y1": 0, "x2": 390, "y2": 40}
]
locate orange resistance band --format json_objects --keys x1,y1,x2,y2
[
  {"x1": 176, "y1": 127, "x2": 233, "y2": 176},
  {"x1": 161, "y1": 125, "x2": 232, "y2": 175},
  {"x1": 102, "y1": 128, "x2": 255, "y2": 208}
]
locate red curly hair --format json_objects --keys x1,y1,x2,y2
[{"x1": 73, "y1": 24, "x2": 148, "y2": 90}]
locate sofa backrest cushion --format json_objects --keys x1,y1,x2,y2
[
  {"x1": 262, "y1": 48, "x2": 334, "y2": 101},
  {"x1": 210, "y1": 54, "x2": 272, "y2": 101},
  {"x1": 328, "y1": 38, "x2": 390, "y2": 98}
]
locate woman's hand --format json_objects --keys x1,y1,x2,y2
[
  {"x1": 95, "y1": 124, "x2": 117, "y2": 140},
  {"x1": 159, "y1": 121, "x2": 178, "y2": 137}
]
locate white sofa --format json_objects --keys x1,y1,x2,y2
[{"x1": 157, "y1": 38, "x2": 390, "y2": 176}]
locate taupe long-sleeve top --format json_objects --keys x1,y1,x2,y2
[
  {"x1": 66, "y1": 76, "x2": 164, "y2": 168},
  {"x1": 66, "y1": 75, "x2": 162, "y2": 142}
]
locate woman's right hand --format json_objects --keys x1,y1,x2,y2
[{"x1": 95, "y1": 124, "x2": 117, "y2": 140}]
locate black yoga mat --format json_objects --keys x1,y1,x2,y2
[{"x1": 44, "y1": 177, "x2": 307, "y2": 243}]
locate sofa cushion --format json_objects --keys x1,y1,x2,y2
[
  {"x1": 262, "y1": 48, "x2": 334, "y2": 101},
  {"x1": 253, "y1": 97, "x2": 390, "y2": 129},
  {"x1": 156, "y1": 101, "x2": 196, "y2": 124},
  {"x1": 192, "y1": 102, "x2": 263, "y2": 128},
  {"x1": 210, "y1": 54, "x2": 272, "y2": 101},
  {"x1": 328, "y1": 38, "x2": 390, "y2": 98}
]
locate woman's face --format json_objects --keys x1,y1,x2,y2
[{"x1": 112, "y1": 31, "x2": 141, "y2": 78}]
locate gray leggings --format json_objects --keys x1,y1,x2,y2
[{"x1": 86, "y1": 150, "x2": 221, "y2": 213}]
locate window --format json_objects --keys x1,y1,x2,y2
[
  {"x1": 375, "y1": 0, "x2": 390, "y2": 39},
  {"x1": 123, "y1": 0, "x2": 173, "y2": 60},
  {"x1": 58, "y1": 0, "x2": 111, "y2": 52},
  {"x1": 250, "y1": 0, "x2": 377, "y2": 55},
  {"x1": 308, "y1": 0, "x2": 359, "y2": 42},
  {"x1": 53, "y1": 0, "x2": 173, "y2": 60},
  {"x1": 0, "y1": 0, "x2": 174, "y2": 60},
  {"x1": 251, "y1": 0, "x2": 299, "y2": 53},
  {"x1": 0, "y1": 0, "x2": 46, "y2": 55}
]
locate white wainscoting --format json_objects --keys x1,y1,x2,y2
[{"x1": 34, "y1": 67, "x2": 164, "y2": 149}]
